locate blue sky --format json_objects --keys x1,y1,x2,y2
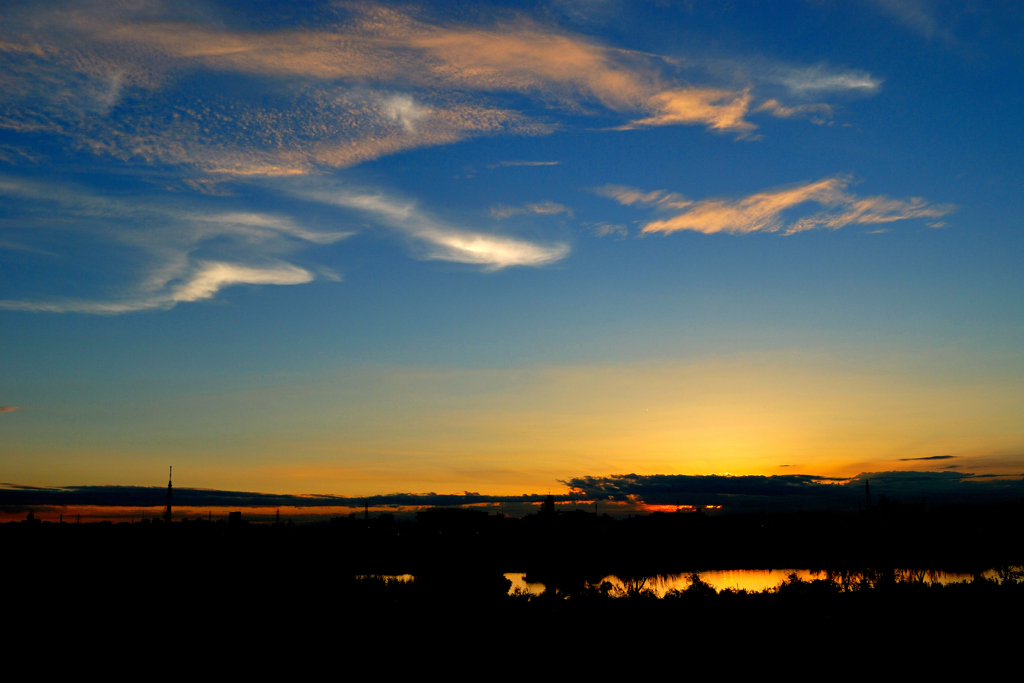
[{"x1": 1, "y1": 0, "x2": 1022, "y2": 496}]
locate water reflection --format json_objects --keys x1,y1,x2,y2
[
  {"x1": 503, "y1": 568, "x2": 1007, "y2": 597},
  {"x1": 355, "y1": 574, "x2": 414, "y2": 583},
  {"x1": 507, "y1": 573, "x2": 548, "y2": 596}
]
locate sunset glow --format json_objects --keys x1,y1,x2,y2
[{"x1": 1, "y1": 0, "x2": 1022, "y2": 510}]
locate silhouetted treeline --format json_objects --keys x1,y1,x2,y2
[
  {"x1": 7, "y1": 500, "x2": 1023, "y2": 592},
  {"x1": 6, "y1": 503, "x2": 1023, "y2": 659},
  {"x1": 8, "y1": 500, "x2": 1024, "y2": 575}
]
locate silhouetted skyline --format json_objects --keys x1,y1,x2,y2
[{"x1": 3, "y1": 468, "x2": 1023, "y2": 524}]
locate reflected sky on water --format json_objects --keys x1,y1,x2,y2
[
  {"x1": 356, "y1": 574, "x2": 415, "y2": 583},
  {"x1": 504, "y1": 568, "x2": 1006, "y2": 597}
]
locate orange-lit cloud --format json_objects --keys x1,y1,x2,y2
[
  {"x1": 2, "y1": 3, "x2": 854, "y2": 178},
  {"x1": 0, "y1": 406, "x2": 17, "y2": 413},
  {"x1": 594, "y1": 185, "x2": 692, "y2": 210},
  {"x1": 619, "y1": 89, "x2": 755, "y2": 133},
  {"x1": 599, "y1": 177, "x2": 954, "y2": 235},
  {"x1": 755, "y1": 99, "x2": 833, "y2": 121},
  {"x1": 408, "y1": 25, "x2": 756, "y2": 132},
  {"x1": 0, "y1": 9, "x2": 552, "y2": 175}
]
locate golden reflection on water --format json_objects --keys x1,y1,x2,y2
[
  {"x1": 503, "y1": 568, "x2": 1002, "y2": 597},
  {"x1": 356, "y1": 574, "x2": 415, "y2": 583},
  {"x1": 506, "y1": 573, "x2": 548, "y2": 596}
]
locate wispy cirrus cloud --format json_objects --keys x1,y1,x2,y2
[
  {"x1": 0, "y1": 8, "x2": 550, "y2": 175},
  {"x1": 594, "y1": 185, "x2": 692, "y2": 210},
  {"x1": 616, "y1": 88, "x2": 755, "y2": 132},
  {"x1": 865, "y1": 0, "x2": 952, "y2": 41},
  {"x1": 0, "y1": 262, "x2": 315, "y2": 314},
  {"x1": 600, "y1": 176, "x2": 954, "y2": 236},
  {"x1": 491, "y1": 201, "x2": 573, "y2": 220},
  {"x1": 297, "y1": 186, "x2": 569, "y2": 270},
  {"x1": 755, "y1": 99, "x2": 833, "y2": 123},
  {"x1": 0, "y1": 3, "x2": 887, "y2": 314},
  {"x1": 588, "y1": 222, "x2": 629, "y2": 239},
  {"x1": 694, "y1": 57, "x2": 880, "y2": 108},
  {"x1": 0, "y1": 177, "x2": 342, "y2": 314},
  {"x1": 488, "y1": 161, "x2": 561, "y2": 168},
  {"x1": 0, "y1": 2, "x2": 876, "y2": 178},
  {"x1": 0, "y1": 172, "x2": 567, "y2": 313},
  {"x1": 771, "y1": 65, "x2": 882, "y2": 94}
]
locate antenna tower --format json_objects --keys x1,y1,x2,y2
[{"x1": 165, "y1": 466, "x2": 173, "y2": 524}]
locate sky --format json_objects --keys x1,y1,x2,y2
[{"x1": 1, "y1": 0, "x2": 1023, "y2": 505}]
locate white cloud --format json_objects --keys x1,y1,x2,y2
[
  {"x1": 487, "y1": 160, "x2": 561, "y2": 168},
  {"x1": 491, "y1": 201, "x2": 573, "y2": 219},
  {"x1": 192, "y1": 212, "x2": 353, "y2": 245},
  {"x1": 0, "y1": 177, "x2": 337, "y2": 314},
  {"x1": 0, "y1": 262, "x2": 314, "y2": 314},
  {"x1": 775, "y1": 66, "x2": 881, "y2": 94},
  {"x1": 867, "y1": 0, "x2": 951, "y2": 41},
  {"x1": 299, "y1": 188, "x2": 569, "y2": 269},
  {"x1": 381, "y1": 94, "x2": 431, "y2": 133},
  {"x1": 170, "y1": 262, "x2": 313, "y2": 305}
]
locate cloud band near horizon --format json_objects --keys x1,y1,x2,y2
[{"x1": 4, "y1": 471, "x2": 1021, "y2": 513}]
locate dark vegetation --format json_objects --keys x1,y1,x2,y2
[{"x1": 6, "y1": 500, "x2": 1023, "y2": 654}]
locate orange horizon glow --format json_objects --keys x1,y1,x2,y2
[
  {"x1": 5, "y1": 350, "x2": 1021, "y2": 495},
  {"x1": 641, "y1": 504, "x2": 723, "y2": 513}
]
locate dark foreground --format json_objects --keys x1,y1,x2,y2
[{"x1": 6, "y1": 503, "x2": 1023, "y2": 662}]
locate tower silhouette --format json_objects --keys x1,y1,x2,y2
[{"x1": 165, "y1": 466, "x2": 173, "y2": 524}]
